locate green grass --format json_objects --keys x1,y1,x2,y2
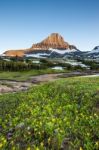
[
  {"x1": 0, "y1": 77, "x2": 99, "y2": 149},
  {"x1": 0, "y1": 69, "x2": 66, "y2": 81}
]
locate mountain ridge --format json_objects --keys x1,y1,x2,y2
[{"x1": 4, "y1": 33, "x2": 78, "y2": 57}]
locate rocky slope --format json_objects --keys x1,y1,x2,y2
[{"x1": 4, "y1": 50, "x2": 25, "y2": 57}]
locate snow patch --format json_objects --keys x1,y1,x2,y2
[
  {"x1": 65, "y1": 60, "x2": 88, "y2": 68},
  {"x1": 26, "y1": 53, "x2": 50, "y2": 58},
  {"x1": 49, "y1": 48, "x2": 77, "y2": 54},
  {"x1": 32, "y1": 60, "x2": 40, "y2": 63},
  {"x1": 0, "y1": 54, "x2": 6, "y2": 56},
  {"x1": 25, "y1": 48, "x2": 77, "y2": 58},
  {"x1": 52, "y1": 66, "x2": 63, "y2": 70}
]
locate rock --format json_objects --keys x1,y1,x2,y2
[
  {"x1": 60, "y1": 138, "x2": 70, "y2": 150},
  {"x1": 16, "y1": 122, "x2": 25, "y2": 129},
  {"x1": 7, "y1": 132, "x2": 13, "y2": 140},
  {"x1": 0, "y1": 125, "x2": 2, "y2": 132}
]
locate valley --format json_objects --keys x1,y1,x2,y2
[
  {"x1": 0, "y1": 33, "x2": 99, "y2": 149},
  {"x1": 1, "y1": 0, "x2": 99, "y2": 148}
]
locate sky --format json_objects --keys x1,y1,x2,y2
[{"x1": 0, "y1": 0, "x2": 99, "y2": 54}]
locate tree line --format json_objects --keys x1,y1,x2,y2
[{"x1": 0, "y1": 60, "x2": 45, "y2": 71}]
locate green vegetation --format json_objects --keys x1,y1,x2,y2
[
  {"x1": 0, "y1": 60, "x2": 47, "y2": 71},
  {"x1": 77, "y1": 59, "x2": 99, "y2": 70},
  {"x1": 83, "y1": 60, "x2": 99, "y2": 70},
  {"x1": 0, "y1": 58, "x2": 86, "y2": 72},
  {"x1": 0, "y1": 77, "x2": 99, "y2": 149},
  {"x1": 0, "y1": 69, "x2": 66, "y2": 81},
  {"x1": 1, "y1": 57, "x2": 99, "y2": 74},
  {"x1": 0, "y1": 58, "x2": 87, "y2": 81}
]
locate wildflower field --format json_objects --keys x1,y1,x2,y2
[{"x1": 0, "y1": 77, "x2": 99, "y2": 150}]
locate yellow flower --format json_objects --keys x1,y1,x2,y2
[
  {"x1": 52, "y1": 118, "x2": 55, "y2": 122},
  {"x1": 12, "y1": 146, "x2": 16, "y2": 150},
  {"x1": 95, "y1": 141, "x2": 99, "y2": 147},
  {"x1": 27, "y1": 147, "x2": 31, "y2": 150},
  {"x1": 11, "y1": 140, "x2": 14, "y2": 145},
  {"x1": 40, "y1": 142, "x2": 44, "y2": 147},
  {"x1": 86, "y1": 133, "x2": 90, "y2": 136},
  {"x1": 0, "y1": 143, "x2": 3, "y2": 148},
  {"x1": 35, "y1": 147, "x2": 39, "y2": 150},
  {"x1": 48, "y1": 137, "x2": 51, "y2": 144},
  {"x1": 94, "y1": 113, "x2": 98, "y2": 117},
  {"x1": 39, "y1": 122, "x2": 42, "y2": 125},
  {"x1": 80, "y1": 147, "x2": 83, "y2": 150},
  {"x1": 3, "y1": 139, "x2": 6, "y2": 144}
]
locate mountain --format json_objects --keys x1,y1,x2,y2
[
  {"x1": 3, "y1": 33, "x2": 79, "y2": 57},
  {"x1": 88, "y1": 46, "x2": 99, "y2": 54},
  {"x1": 26, "y1": 33, "x2": 80, "y2": 58},
  {"x1": 85, "y1": 46, "x2": 99, "y2": 59}
]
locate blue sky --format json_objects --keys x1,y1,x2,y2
[{"x1": 0, "y1": 0, "x2": 99, "y2": 53}]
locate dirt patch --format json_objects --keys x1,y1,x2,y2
[
  {"x1": 0, "y1": 81, "x2": 32, "y2": 94},
  {"x1": 30, "y1": 73, "x2": 61, "y2": 83},
  {"x1": 0, "y1": 74, "x2": 62, "y2": 94},
  {"x1": 0, "y1": 85, "x2": 13, "y2": 93},
  {"x1": 0, "y1": 71, "x2": 99, "y2": 94}
]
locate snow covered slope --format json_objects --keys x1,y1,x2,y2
[{"x1": 88, "y1": 46, "x2": 99, "y2": 54}]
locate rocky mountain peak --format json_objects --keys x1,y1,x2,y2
[
  {"x1": 41, "y1": 33, "x2": 66, "y2": 44},
  {"x1": 93, "y1": 46, "x2": 99, "y2": 50},
  {"x1": 31, "y1": 33, "x2": 70, "y2": 50},
  {"x1": 41, "y1": 33, "x2": 69, "y2": 48}
]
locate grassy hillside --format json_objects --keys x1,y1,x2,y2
[{"x1": 0, "y1": 77, "x2": 99, "y2": 150}]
